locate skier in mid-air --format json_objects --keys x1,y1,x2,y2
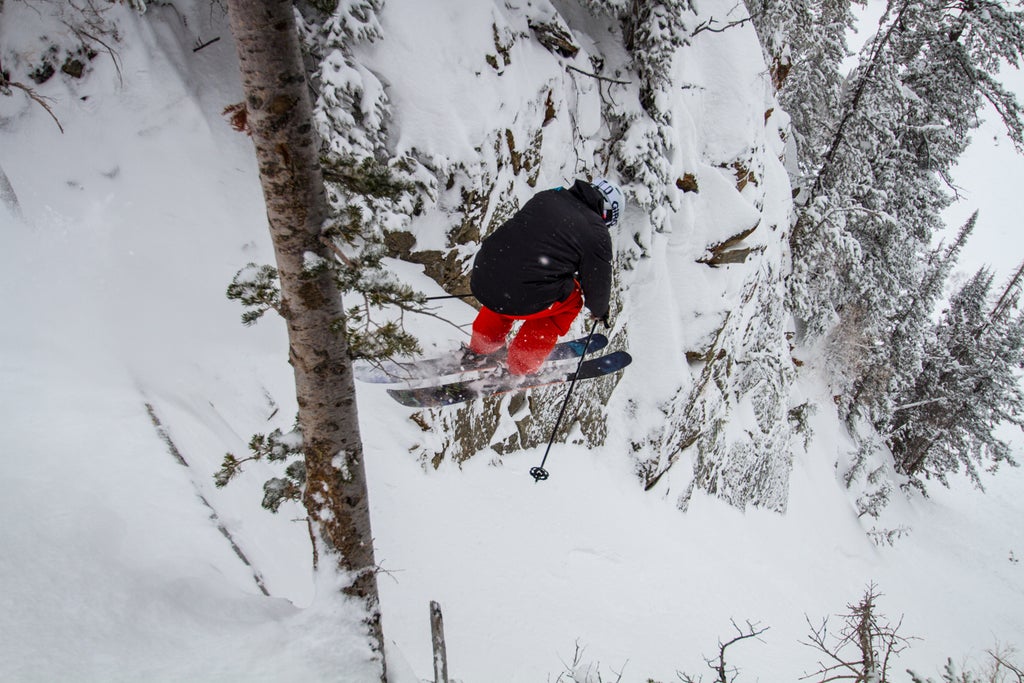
[{"x1": 466, "y1": 177, "x2": 624, "y2": 375}]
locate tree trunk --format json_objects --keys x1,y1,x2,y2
[
  {"x1": 0, "y1": 162, "x2": 23, "y2": 220},
  {"x1": 224, "y1": 1, "x2": 385, "y2": 678}
]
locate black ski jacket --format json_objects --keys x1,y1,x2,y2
[{"x1": 470, "y1": 180, "x2": 613, "y2": 319}]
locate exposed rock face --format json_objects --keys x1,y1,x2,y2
[{"x1": 322, "y1": 1, "x2": 797, "y2": 512}]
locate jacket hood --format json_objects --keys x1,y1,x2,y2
[{"x1": 566, "y1": 179, "x2": 606, "y2": 220}]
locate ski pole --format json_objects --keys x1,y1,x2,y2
[
  {"x1": 530, "y1": 318, "x2": 602, "y2": 482},
  {"x1": 424, "y1": 293, "x2": 475, "y2": 301}
]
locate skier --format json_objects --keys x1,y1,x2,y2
[{"x1": 466, "y1": 177, "x2": 624, "y2": 375}]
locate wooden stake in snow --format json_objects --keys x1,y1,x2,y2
[{"x1": 430, "y1": 601, "x2": 449, "y2": 683}]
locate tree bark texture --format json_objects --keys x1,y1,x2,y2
[
  {"x1": 224, "y1": 0, "x2": 385, "y2": 677},
  {"x1": 429, "y1": 601, "x2": 449, "y2": 683}
]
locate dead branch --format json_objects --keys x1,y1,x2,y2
[
  {"x1": 713, "y1": 620, "x2": 769, "y2": 683},
  {"x1": 799, "y1": 586, "x2": 913, "y2": 683},
  {"x1": 193, "y1": 36, "x2": 221, "y2": 52},
  {"x1": 989, "y1": 648, "x2": 1024, "y2": 683},
  {"x1": 0, "y1": 70, "x2": 65, "y2": 133},
  {"x1": 691, "y1": 15, "x2": 753, "y2": 37},
  {"x1": 320, "y1": 234, "x2": 356, "y2": 267},
  {"x1": 679, "y1": 619, "x2": 769, "y2": 683},
  {"x1": 222, "y1": 101, "x2": 251, "y2": 135},
  {"x1": 566, "y1": 64, "x2": 631, "y2": 86}
]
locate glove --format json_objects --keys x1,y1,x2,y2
[{"x1": 594, "y1": 313, "x2": 611, "y2": 329}]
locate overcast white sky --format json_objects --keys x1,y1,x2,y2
[{"x1": 943, "y1": 66, "x2": 1024, "y2": 285}]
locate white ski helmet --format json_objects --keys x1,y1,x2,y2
[{"x1": 593, "y1": 177, "x2": 624, "y2": 227}]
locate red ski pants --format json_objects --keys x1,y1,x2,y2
[{"x1": 469, "y1": 283, "x2": 584, "y2": 375}]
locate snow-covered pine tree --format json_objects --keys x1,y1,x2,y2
[
  {"x1": 747, "y1": 0, "x2": 860, "y2": 187},
  {"x1": 615, "y1": 0, "x2": 694, "y2": 253},
  {"x1": 787, "y1": 0, "x2": 1024, "y2": 430},
  {"x1": 226, "y1": 0, "x2": 430, "y2": 362},
  {"x1": 294, "y1": 0, "x2": 436, "y2": 361},
  {"x1": 745, "y1": 0, "x2": 809, "y2": 81},
  {"x1": 839, "y1": 211, "x2": 975, "y2": 502},
  {"x1": 624, "y1": 0, "x2": 692, "y2": 117},
  {"x1": 849, "y1": 210, "x2": 978, "y2": 424},
  {"x1": 887, "y1": 264, "x2": 1024, "y2": 490}
]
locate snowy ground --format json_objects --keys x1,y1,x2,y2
[{"x1": 2, "y1": 3, "x2": 1023, "y2": 683}]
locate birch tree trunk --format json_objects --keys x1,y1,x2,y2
[{"x1": 224, "y1": 1, "x2": 385, "y2": 678}]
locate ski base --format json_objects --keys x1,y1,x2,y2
[
  {"x1": 354, "y1": 334, "x2": 608, "y2": 384},
  {"x1": 386, "y1": 351, "x2": 631, "y2": 408}
]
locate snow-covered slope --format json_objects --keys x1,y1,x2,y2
[{"x1": 1, "y1": 1, "x2": 1022, "y2": 682}]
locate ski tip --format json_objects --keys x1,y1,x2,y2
[{"x1": 597, "y1": 349, "x2": 631, "y2": 368}]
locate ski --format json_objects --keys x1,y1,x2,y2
[
  {"x1": 386, "y1": 350, "x2": 631, "y2": 408},
  {"x1": 354, "y1": 334, "x2": 609, "y2": 384}
]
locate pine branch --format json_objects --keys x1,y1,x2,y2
[
  {"x1": 801, "y1": 0, "x2": 913, "y2": 214},
  {"x1": 892, "y1": 396, "x2": 948, "y2": 412}
]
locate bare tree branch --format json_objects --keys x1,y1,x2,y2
[
  {"x1": 800, "y1": 585, "x2": 914, "y2": 683},
  {"x1": 989, "y1": 647, "x2": 1024, "y2": 683},
  {"x1": 0, "y1": 55, "x2": 65, "y2": 134},
  {"x1": 678, "y1": 619, "x2": 769, "y2": 683},
  {"x1": 691, "y1": 15, "x2": 753, "y2": 37},
  {"x1": 566, "y1": 64, "x2": 631, "y2": 85}
]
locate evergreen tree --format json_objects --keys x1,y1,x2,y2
[
  {"x1": 790, "y1": 0, "x2": 859, "y2": 181},
  {"x1": 299, "y1": 0, "x2": 434, "y2": 360},
  {"x1": 787, "y1": 0, "x2": 1024, "y2": 428},
  {"x1": 615, "y1": 0, "x2": 695, "y2": 250},
  {"x1": 842, "y1": 211, "x2": 981, "y2": 429},
  {"x1": 624, "y1": 0, "x2": 692, "y2": 118},
  {"x1": 887, "y1": 265, "x2": 1024, "y2": 489},
  {"x1": 747, "y1": 0, "x2": 860, "y2": 183}
]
